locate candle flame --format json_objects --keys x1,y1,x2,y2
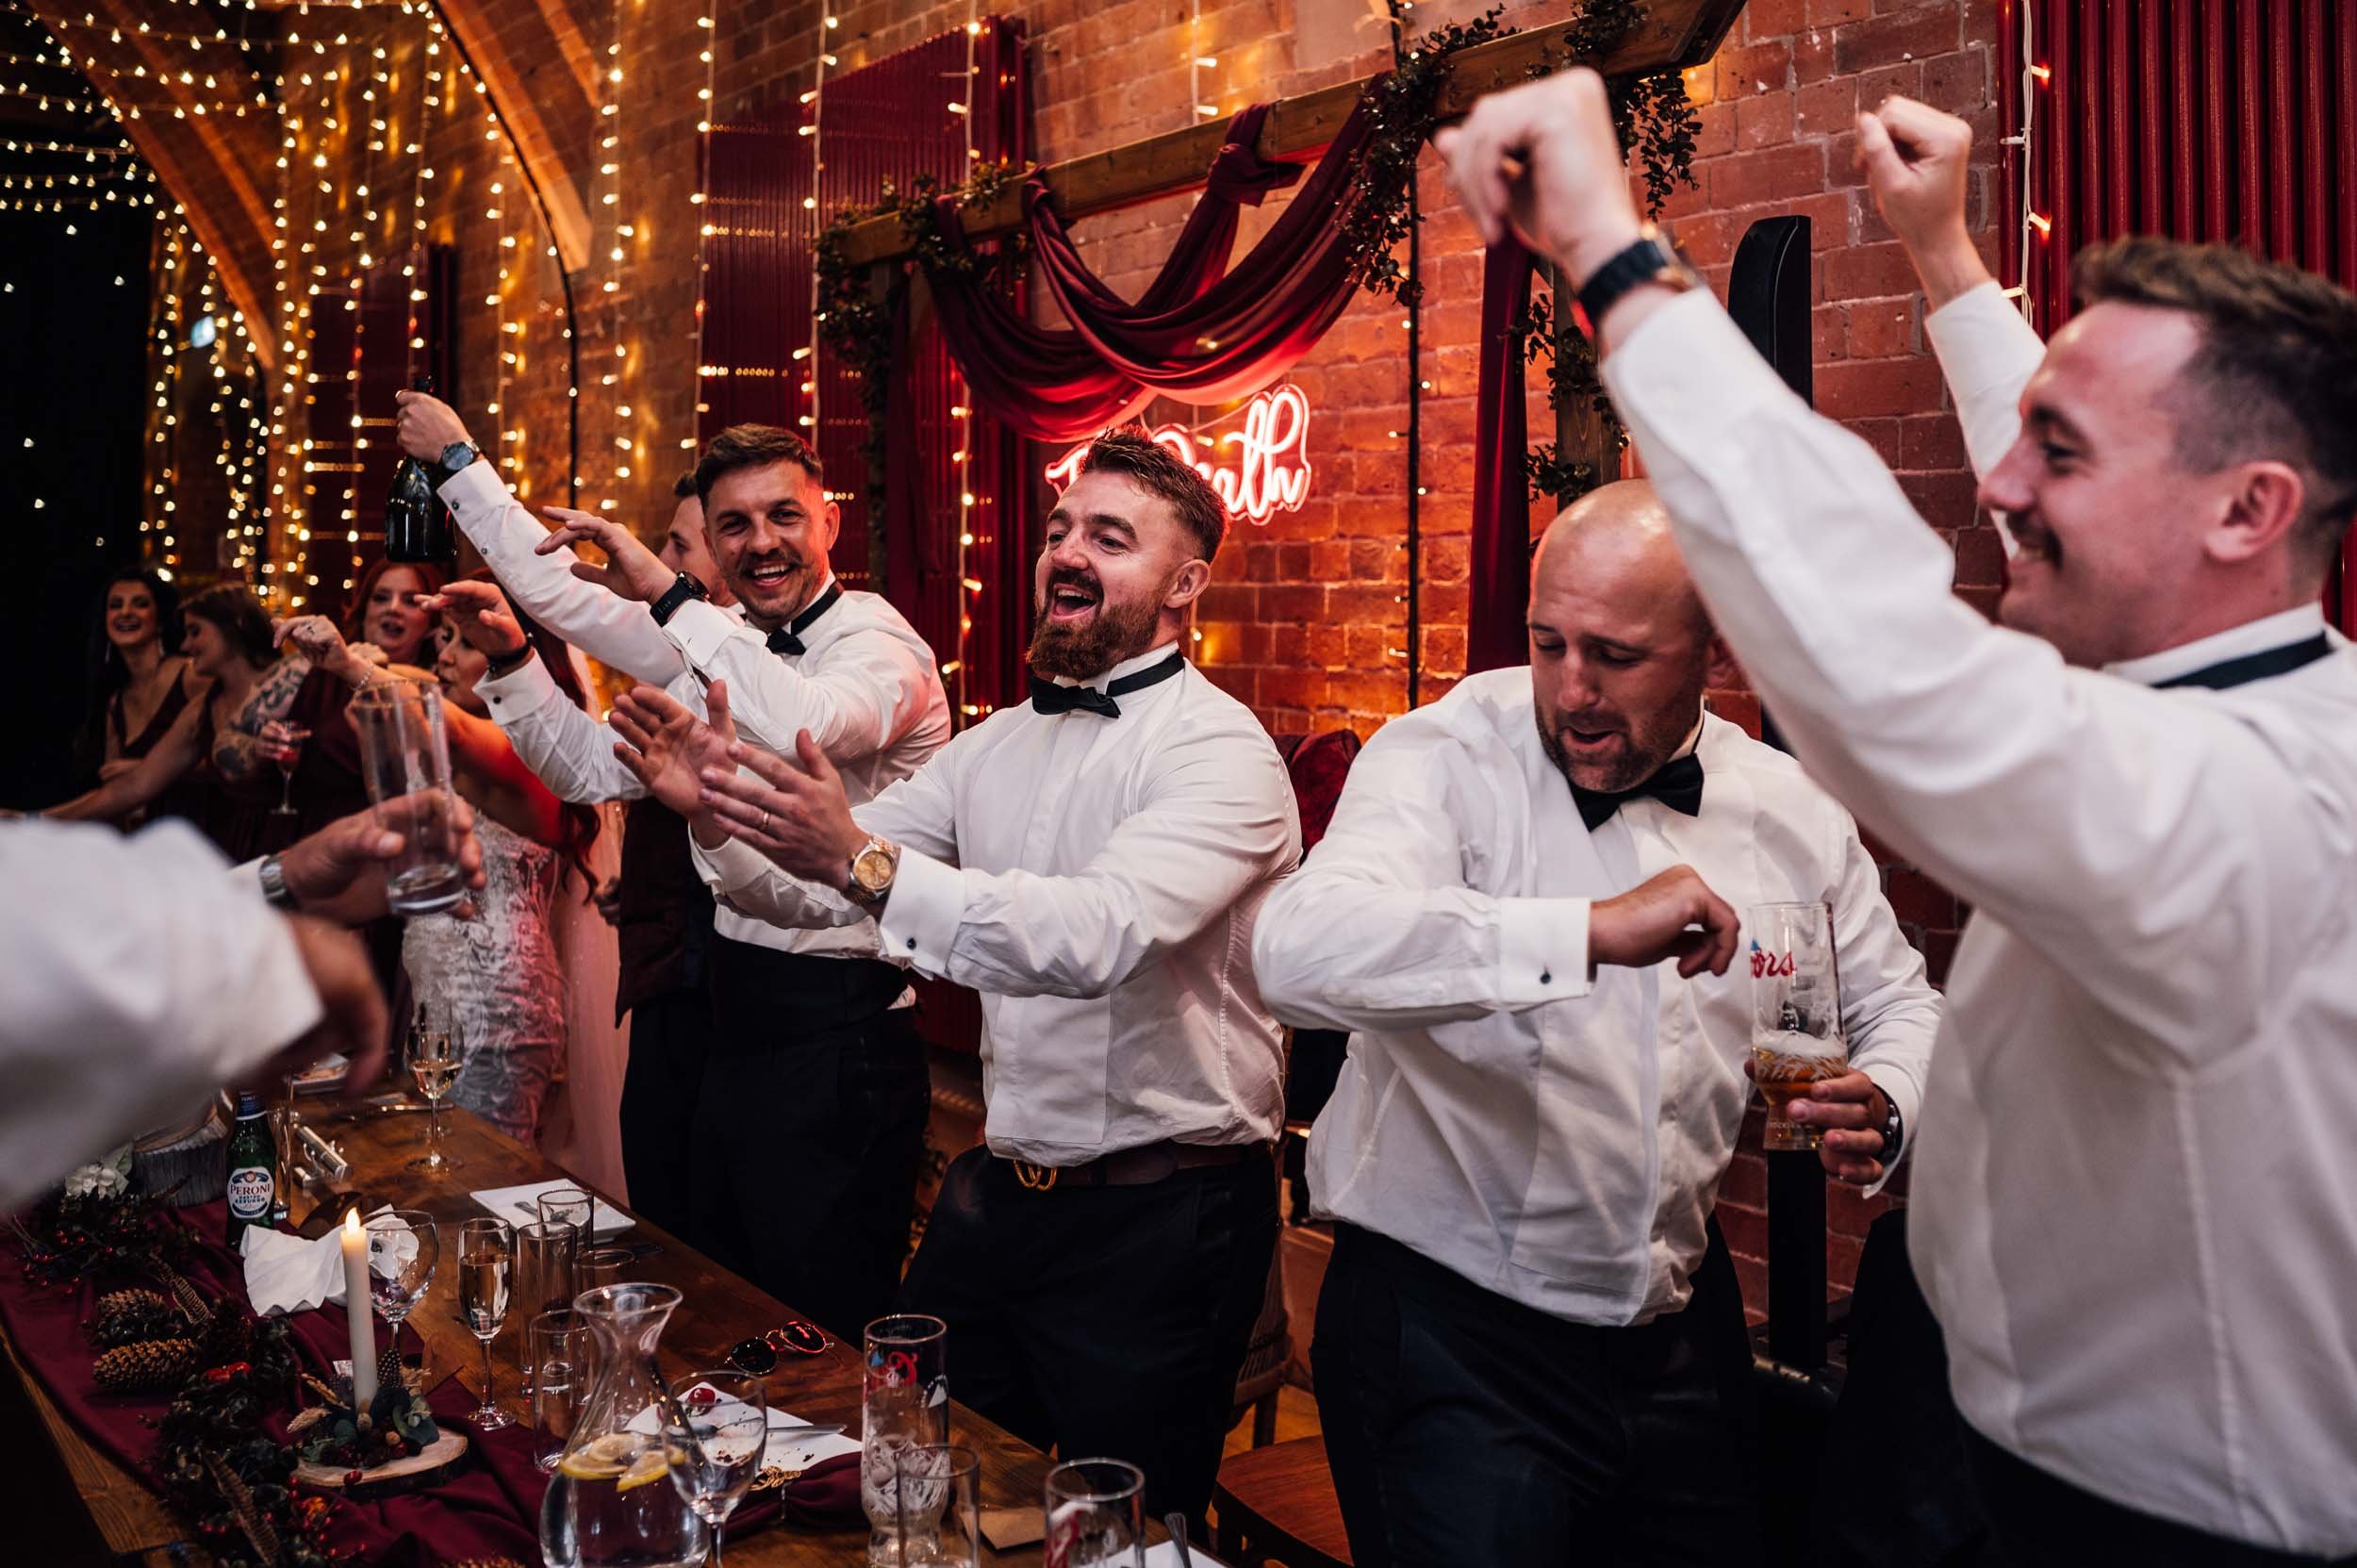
[{"x1": 344, "y1": 1208, "x2": 362, "y2": 1236}]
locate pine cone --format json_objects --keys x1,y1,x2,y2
[
  {"x1": 92, "y1": 1288, "x2": 179, "y2": 1347},
  {"x1": 92, "y1": 1336, "x2": 196, "y2": 1393}
]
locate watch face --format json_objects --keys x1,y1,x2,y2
[
  {"x1": 439, "y1": 441, "x2": 474, "y2": 471},
  {"x1": 852, "y1": 843, "x2": 896, "y2": 894}
]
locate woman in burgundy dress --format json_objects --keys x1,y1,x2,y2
[{"x1": 44, "y1": 584, "x2": 280, "y2": 858}]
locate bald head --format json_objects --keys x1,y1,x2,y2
[
  {"x1": 1527, "y1": 480, "x2": 1728, "y2": 793},
  {"x1": 1531, "y1": 480, "x2": 1709, "y2": 640}
]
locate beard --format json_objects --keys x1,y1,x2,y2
[{"x1": 1027, "y1": 566, "x2": 1170, "y2": 680}]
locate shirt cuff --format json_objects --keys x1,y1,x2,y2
[
  {"x1": 875, "y1": 847, "x2": 964, "y2": 978},
  {"x1": 437, "y1": 458, "x2": 508, "y2": 532},
  {"x1": 1922, "y1": 280, "x2": 2042, "y2": 401},
  {"x1": 663, "y1": 595, "x2": 745, "y2": 674},
  {"x1": 1495, "y1": 897, "x2": 1594, "y2": 1006},
  {"x1": 476, "y1": 649, "x2": 562, "y2": 725}
]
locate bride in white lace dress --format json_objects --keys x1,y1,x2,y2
[{"x1": 285, "y1": 576, "x2": 598, "y2": 1143}]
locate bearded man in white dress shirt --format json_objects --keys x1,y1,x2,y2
[
  {"x1": 1252, "y1": 484, "x2": 1942, "y2": 1567},
  {"x1": 1440, "y1": 69, "x2": 2357, "y2": 1567},
  {"x1": 603, "y1": 432, "x2": 1301, "y2": 1534}
]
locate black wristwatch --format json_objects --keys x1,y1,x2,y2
[
  {"x1": 1575, "y1": 223, "x2": 1701, "y2": 330},
  {"x1": 256, "y1": 853, "x2": 300, "y2": 912},
  {"x1": 431, "y1": 440, "x2": 482, "y2": 487},
  {"x1": 1880, "y1": 1098, "x2": 1905, "y2": 1164},
  {"x1": 649, "y1": 571, "x2": 709, "y2": 627},
  {"x1": 485, "y1": 642, "x2": 536, "y2": 679}
]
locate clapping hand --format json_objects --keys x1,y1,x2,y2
[
  {"x1": 419, "y1": 579, "x2": 528, "y2": 660},
  {"x1": 696, "y1": 733, "x2": 866, "y2": 890},
  {"x1": 610, "y1": 680, "x2": 740, "y2": 819},
  {"x1": 535, "y1": 506, "x2": 675, "y2": 604}
]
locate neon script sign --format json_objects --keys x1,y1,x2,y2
[{"x1": 1044, "y1": 384, "x2": 1314, "y2": 526}]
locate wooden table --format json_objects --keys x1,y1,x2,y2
[{"x1": 0, "y1": 1093, "x2": 1158, "y2": 1565}]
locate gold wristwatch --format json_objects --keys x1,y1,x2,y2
[{"x1": 846, "y1": 834, "x2": 900, "y2": 905}]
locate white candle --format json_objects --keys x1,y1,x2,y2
[{"x1": 341, "y1": 1209, "x2": 377, "y2": 1412}]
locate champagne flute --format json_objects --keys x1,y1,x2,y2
[
  {"x1": 269, "y1": 721, "x2": 312, "y2": 817},
  {"x1": 665, "y1": 1372, "x2": 766, "y2": 1568},
  {"x1": 406, "y1": 1015, "x2": 463, "y2": 1173},
  {"x1": 455, "y1": 1217, "x2": 517, "y2": 1430}
]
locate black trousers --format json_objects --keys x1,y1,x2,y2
[
  {"x1": 897, "y1": 1145, "x2": 1279, "y2": 1527},
  {"x1": 1968, "y1": 1427, "x2": 2357, "y2": 1568},
  {"x1": 696, "y1": 940, "x2": 931, "y2": 1341},
  {"x1": 618, "y1": 983, "x2": 712, "y2": 1249},
  {"x1": 1312, "y1": 1222, "x2": 1763, "y2": 1568}
]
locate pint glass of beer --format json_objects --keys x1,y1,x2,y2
[{"x1": 1749, "y1": 900, "x2": 1847, "y2": 1151}]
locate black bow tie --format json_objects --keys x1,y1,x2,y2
[
  {"x1": 2151, "y1": 633, "x2": 2333, "y2": 691},
  {"x1": 1572, "y1": 751, "x2": 1705, "y2": 832},
  {"x1": 765, "y1": 581, "x2": 843, "y2": 658},
  {"x1": 1030, "y1": 650, "x2": 1186, "y2": 719}
]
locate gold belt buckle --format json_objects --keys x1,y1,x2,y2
[{"x1": 1013, "y1": 1160, "x2": 1059, "y2": 1191}]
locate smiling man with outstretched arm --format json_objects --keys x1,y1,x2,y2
[
  {"x1": 393, "y1": 400, "x2": 952, "y2": 1340},
  {"x1": 1437, "y1": 71, "x2": 2357, "y2": 1563}
]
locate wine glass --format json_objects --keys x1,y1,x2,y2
[
  {"x1": 364, "y1": 1211, "x2": 439, "y2": 1378},
  {"x1": 664, "y1": 1371, "x2": 766, "y2": 1568},
  {"x1": 406, "y1": 1015, "x2": 463, "y2": 1173},
  {"x1": 1043, "y1": 1459, "x2": 1146, "y2": 1568},
  {"x1": 455, "y1": 1217, "x2": 516, "y2": 1430},
  {"x1": 268, "y1": 721, "x2": 312, "y2": 817}
]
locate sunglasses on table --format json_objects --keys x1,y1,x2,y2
[{"x1": 726, "y1": 1319, "x2": 831, "y2": 1374}]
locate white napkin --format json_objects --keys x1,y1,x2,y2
[
  {"x1": 1143, "y1": 1541, "x2": 1229, "y2": 1568},
  {"x1": 623, "y1": 1385, "x2": 861, "y2": 1470},
  {"x1": 239, "y1": 1204, "x2": 397, "y2": 1315}
]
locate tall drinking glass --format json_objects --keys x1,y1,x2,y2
[
  {"x1": 1043, "y1": 1459, "x2": 1146, "y2": 1568},
  {"x1": 894, "y1": 1444, "x2": 981, "y2": 1568},
  {"x1": 862, "y1": 1314, "x2": 949, "y2": 1567},
  {"x1": 405, "y1": 1013, "x2": 463, "y2": 1173},
  {"x1": 529, "y1": 1308, "x2": 591, "y2": 1471},
  {"x1": 664, "y1": 1371, "x2": 766, "y2": 1568},
  {"x1": 515, "y1": 1217, "x2": 580, "y2": 1395},
  {"x1": 1749, "y1": 900, "x2": 1849, "y2": 1151},
  {"x1": 455, "y1": 1217, "x2": 516, "y2": 1430},
  {"x1": 349, "y1": 677, "x2": 465, "y2": 916},
  {"x1": 538, "y1": 1185, "x2": 596, "y2": 1238}
]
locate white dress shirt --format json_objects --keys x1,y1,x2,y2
[
  {"x1": 0, "y1": 820, "x2": 323, "y2": 1211},
  {"x1": 1603, "y1": 283, "x2": 2357, "y2": 1553},
  {"x1": 441, "y1": 461, "x2": 952, "y2": 959},
  {"x1": 695, "y1": 643, "x2": 1302, "y2": 1164},
  {"x1": 1254, "y1": 671, "x2": 1939, "y2": 1325}
]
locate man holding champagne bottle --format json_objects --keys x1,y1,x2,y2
[{"x1": 1251, "y1": 484, "x2": 1941, "y2": 1568}]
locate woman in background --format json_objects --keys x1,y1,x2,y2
[
  {"x1": 78, "y1": 569, "x2": 197, "y2": 788},
  {"x1": 281, "y1": 572, "x2": 593, "y2": 1144},
  {"x1": 45, "y1": 584, "x2": 278, "y2": 858}
]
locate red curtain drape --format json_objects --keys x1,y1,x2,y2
[
  {"x1": 1467, "y1": 239, "x2": 1536, "y2": 676},
  {"x1": 923, "y1": 101, "x2": 1374, "y2": 442},
  {"x1": 2003, "y1": 0, "x2": 2357, "y2": 629}
]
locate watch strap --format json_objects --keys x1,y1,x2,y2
[
  {"x1": 649, "y1": 571, "x2": 708, "y2": 628},
  {"x1": 485, "y1": 642, "x2": 536, "y2": 679},
  {"x1": 430, "y1": 441, "x2": 482, "y2": 488},
  {"x1": 257, "y1": 854, "x2": 299, "y2": 912},
  {"x1": 1576, "y1": 229, "x2": 1692, "y2": 331}
]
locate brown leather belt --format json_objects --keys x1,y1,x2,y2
[{"x1": 1000, "y1": 1140, "x2": 1264, "y2": 1192}]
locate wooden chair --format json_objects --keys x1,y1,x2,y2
[{"x1": 1212, "y1": 1434, "x2": 1352, "y2": 1568}]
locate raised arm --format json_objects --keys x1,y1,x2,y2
[
  {"x1": 395, "y1": 389, "x2": 686, "y2": 684},
  {"x1": 216, "y1": 650, "x2": 319, "y2": 783},
  {"x1": 1440, "y1": 69, "x2": 2334, "y2": 1068},
  {"x1": 1856, "y1": 96, "x2": 2046, "y2": 478}
]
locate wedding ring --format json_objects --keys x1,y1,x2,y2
[{"x1": 758, "y1": 810, "x2": 771, "y2": 834}]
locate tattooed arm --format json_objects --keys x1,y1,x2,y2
[{"x1": 215, "y1": 652, "x2": 317, "y2": 784}]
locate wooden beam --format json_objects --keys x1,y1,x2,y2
[{"x1": 834, "y1": 0, "x2": 1746, "y2": 270}]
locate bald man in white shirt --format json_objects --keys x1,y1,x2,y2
[
  {"x1": 1441, "y1": 72, "x2": 2357, "y2": 1565},
  {"x1": 1253, "y1": 485, "x2": 1940, "y2": 1567}
]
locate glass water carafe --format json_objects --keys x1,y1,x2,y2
[{"x1": 539, "y1": 1282, "x2": 711, "y2": 1568}]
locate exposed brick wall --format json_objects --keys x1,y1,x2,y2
[{"x1": 124, "y1": 0, "x2": 2006, "y2": 1318}]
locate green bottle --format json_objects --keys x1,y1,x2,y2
[{"x1": 223, "y1": 1091, "x2": 277, "y2": 1249}]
